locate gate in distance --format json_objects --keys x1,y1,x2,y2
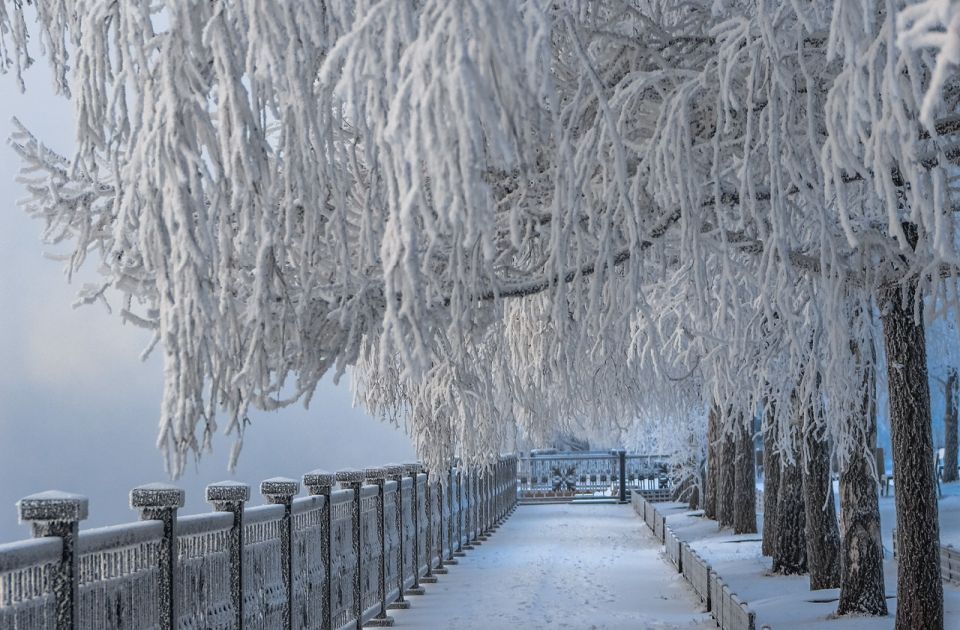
[{"x1": 516, "y1": 449, "x2": 672, "y2": 504}]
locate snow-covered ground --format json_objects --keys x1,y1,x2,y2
[
  {"x1": 390, "y1": 503, "x2": 712, "y2": 629},
  {"x1": 660, "y1": 480, "x2": 960, "y2": 629}
]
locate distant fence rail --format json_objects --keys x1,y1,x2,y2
[
  {"x1": 632, "y1": 492, "x2": 758, "y2": 630},
  {"x1": 516, "y1": 450, "x2": 671, "y2": 503},
  {"x1": 0, "y1": 456, "x2": 518, "y2": 630},
  {"x1": 891, "y1": 527, "x2": 960, "y2": 586}
]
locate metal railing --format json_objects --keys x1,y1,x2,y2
[
  {"x1": 516, "y1": 450, "x2": 671, "y2": 503},
  {"x1": 0, "y1": 455, "x2": 519, "y2": 629}
]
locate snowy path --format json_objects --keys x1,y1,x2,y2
[{"x1": 389, "y1": 503, "x2": 712, "y2": 630}]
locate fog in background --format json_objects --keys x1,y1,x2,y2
[{"x1": 0, "y1": 69, "x2": 414, "y2": 541}]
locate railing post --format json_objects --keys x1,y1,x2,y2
[
  {"x1": 462, "y1": 469, "x2": 474, "y2": 551},
  {"x1": 488, "y1": 467, "x2": 495, "y2": 530},
  {"x1": 509, "y1": 456, "x2": 516, "y2": 513},
  {"x1": 363, "y1": 467, "x2": 394, "y2": 626},
  {"x1": 470, "y1": 473, "x2": 482, "y2": 546},
  {"x1": 479, "y1": 471, "x2": 490, "y2": 539},
  {"x1": 403, "y1": 463, "x2": 426, "y2": 594},
  {"x1": 261, "y1": 477, "x2": 300, "y2": 630},
  {"x1": 445, "y1": 466, "x2": 458, "y2": 564},
  {"x1": 420, "y1": 469, "x2": 438, "y2": 584},
  {"x1": 496, "y1": 458, "x2": 504, "y2": 524},
  {"x1": 496, "y1": 459, "x2": 502, "y2": 519},
  {"x1": 613, "y1": 448, "x2": 627, "y2": 503},
  {"x1": 454, "y1": 466, "x2": 466, "y2": 556},
  {"x1": 490, "y1": 458, "x2": 500, "y2": 532},
  {"x1": 503, "y1": 458, "x2": 509, "y2": 516},
  {"x1": 205, "y1": 481, "x2": 250, "y2": 630},
  {"x1": 512, "y1": 456, "x2": 517, "y2": 511},
  {"x1": 434, "y1": 471, "x2": 448, "y2": 575},
  {"x1": 334, "y1": 469, "x2": 364, "y2": 630},
  {"x1": 384, "y1": 464, "x2": 410, "y2": 611},
  {"x1": 131, "y1": 483, "x2": 184, "y2": 630},
  {"x1": 17, "y1": 491, "x2": 88, "y2": 630},
  {"x1": 303, "y1": 470, "x2": 335, "y2": 630},
  {"x1": 476, "y1": 472, "x2": 485, "y2": 540}
]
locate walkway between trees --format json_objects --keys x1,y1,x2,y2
[{"x1": 390, "y1": 503, "x2": 712, "y2": 629}]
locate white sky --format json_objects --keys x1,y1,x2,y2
[{"x1": 0, "y1": 68, "x2": 414, "y2": 541}]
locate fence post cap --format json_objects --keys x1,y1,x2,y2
[
  {"x1": 609, "y1": 448, "x2": 626, "y2": 455},
  {"x1": 205, "y1": 481, "x2": 251, "y2": 503},
  {"x1": 18, "y1": 491, "x2": 89, "y2": 523},
  {"x1": 260, "y1": 477, "x2": 300, "y2": 502},
  {"x1": 363, "y1": 466, "x2": 387, "y2": 481},
  {"x1": 403, "y1": 463, "x2": 422, "y2": 476},
  {"x1": 130, "y1": 483, "x2": 185, "y2": 509},
  {"x1": 303, "y1": 469, "x2": 335, "y2": 489},
  {"x1": 335, "y1": 468, "x2": 365, "y2": 485}
]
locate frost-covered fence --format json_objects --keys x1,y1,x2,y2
[
  {"x1": 0, "y1": 455, "x2": 518, "y2": 629},
  {"x1": 632, "y1": 492, "x2": 756, "y2": 630},
  {"x1": 516, "y1": 450, "x2": 671, "y2": 503}
]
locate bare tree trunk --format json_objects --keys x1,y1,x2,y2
[
  {"x1": 734, "y1": 414, "x2": 757, "y2": 534},
  {"x1": 704, "y1": 403, "x2": 719, "y2": 520},
  {"x1": 718, "y1": 427, "x2": 736, "y2": 528},
  {"x1": 879, "y1": 274, "x2": 943, "y2": 630},
  {"x1": 773, "y1": 404, "x2": 806, "y2": 574},
  {"x1": 944, "y1": 367, "x2": 958, "y2": 483},
  {"x1": 837, "y1": 338, "x2": 887, "y2": 616},
  {"x1": 762, "y1": 405, "x2": 780, "y2": 556},
  {"x1": 802, "y1": 418, "x2": 841, "y2": 590},
  {"x1": 688, "y1": 465, "x2": 701, "y2": 510}
]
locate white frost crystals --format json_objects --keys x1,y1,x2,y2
[{"x1": 3, "y1": 0, "x2": 960, "y2": 480}]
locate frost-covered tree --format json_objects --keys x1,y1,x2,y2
[{"x1": 4, "y1": 1, "x2": 960, "y2": 627}]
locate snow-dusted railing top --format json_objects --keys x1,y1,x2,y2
[{"x1": 0, "y1": 456, "x2": 519, "y2": 630}]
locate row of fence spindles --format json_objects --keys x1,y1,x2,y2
[{"x1": 13, "y1": 455, "x2": 519, "y2": 630}]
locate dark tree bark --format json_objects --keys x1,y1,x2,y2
[
  {"x1": 688, "y1": 463, "x2": 701, "y2": 510},
  {"x1": 762, "y1": 405, "x2": 780, "y2": 556},
  {"x1": 773, "y1": 405, "x2": 806, "y2": 574},
  {"x1": 879, "y1": 274, "x2": 943, "y2": 630},
  {"x1": 704, "y1": 403, "x2": 719, "y2": 520},
  {"x1": 717, "y1": 427, "x2": 736, "y2": 528},
  {"x1": 837, "y1": 337, "x2": 887, "y2": 616},
  {"x1": 802, "y1": 417, "x2": 841, "y2": 590},
  {"x1": 734, "y1": 414, "x2": 757, "y2": 534},
  {"x1": 944, "y1": 367, "x2": 958, "y2": 483}
]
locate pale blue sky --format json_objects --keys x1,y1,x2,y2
[{"x1": 0, "y1": 69, "x2": 414, "y2": 541}]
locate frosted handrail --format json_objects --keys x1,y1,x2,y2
[
  {"x1": 0, "y1": 538, "x2": 61, "y2": 573},
  {"x1": 76, "y1": 520, "x2": 163, "y2": 554},
  {"x1": 244, "y1": 503, "x2": 285, "y2": 525},
  {"x1": 176, "y1": 511, "x2": 233, "y2": 536},
  {"x1": 291, "y1": 494, "x2": 324, "y2": 515}
]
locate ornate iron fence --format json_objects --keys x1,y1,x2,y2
[
  {"x1": 516, "y1": 450, "x2": 671, "y2": 503},
  {"x1": 0, "y1": 456, "x2": 518, "y2": 630}
]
